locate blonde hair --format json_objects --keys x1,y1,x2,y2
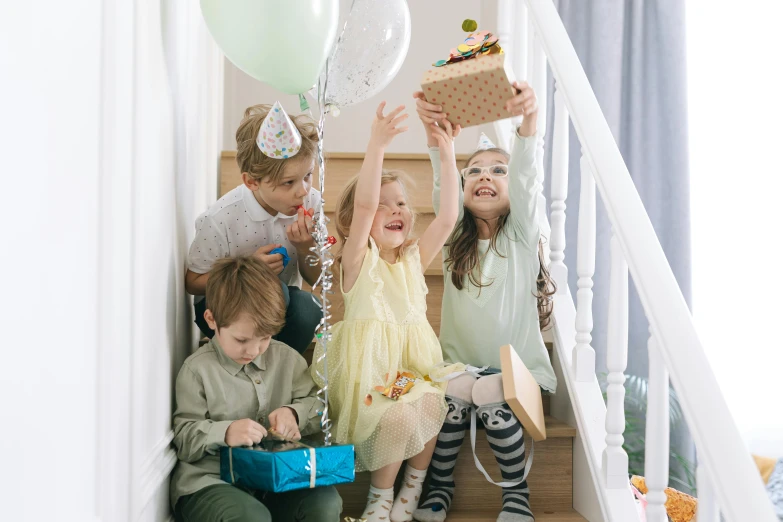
[
  {"x1": 235, "y1": 104, "x2": 319, "y2": 185},
  {"x1": 205, "y1": 256, "x2": 286, "y2": 336},
  {"x1": 334, "y1": 169, "x2": 416, "y2": 261}
]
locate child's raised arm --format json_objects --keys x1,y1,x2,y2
[
  {"x1": 418, "y1": 120, "x2": 460, "y2": 271},
  {"x1": 505, "y1": 81, "x2": 542, "y2": 248},
  {"x1": 341, "y1": 102, "x2": 408, "y2": 291},
  {"x1": 413, "y1": 91, "x2": 464, "y2": 221}
]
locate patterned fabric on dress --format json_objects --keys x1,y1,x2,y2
[{"x1": 311, "y1": 238, "x2": 447, "y2": 472}]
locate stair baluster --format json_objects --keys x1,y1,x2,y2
[
  {"x1": 644, "y1": 329, "x2": 670, "y2": 522},
  {"x1": 697, "y1": 463, "x2": 721, "y2": 521},
  {"x1": 603, "y1": 234, "x2": 629, "y2": 488},
  {"x1": 531, "y1": 32, "x2": 551, "y2": 254},
  {"x1": 573, "y1": 154, "x2": 596, "y2": 381},
  {"x1": 549, "y1": 88, "x2": 569, "y2": 291}
]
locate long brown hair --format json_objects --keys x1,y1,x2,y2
[
  {"x1": 445, "y1": 147, "x2": 556, "y2": 330},
  {"x1": 333, "y1": 169, "x2": 416, "y2": 263}
]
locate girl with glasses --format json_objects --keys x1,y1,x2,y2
[{"x1": 410, "y1": 82, "x2": 557, "y2": 522}]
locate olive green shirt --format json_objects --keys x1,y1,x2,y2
[{"x1": 170, "y1": 338, "x2": 322, "y2": 508}]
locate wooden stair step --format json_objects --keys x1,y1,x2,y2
[
  {"x1": 338, "y1": 417, "x2": 576, "y2": 518},
  {"x1": 303, "y1": 273, "x2": 446, "y2": 334},
  {"x1": 445, "y1": 509, "x2": 587, "y2": 521},
  {"x1": 221, "y1": 153, "x2": 453, "y2": 276},
  {"x1": 304, "y1": 341, "x2": 552, "y2": 417},
  {"x1": 220, "y1": 151, "x2": 454, "y2": 214},
  {"x1": 320, "y1": 211, "x2": 442, "y2": 276}
]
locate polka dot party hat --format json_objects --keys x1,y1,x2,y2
[
  {"x1": 256, "y1": 101, "x2": 302, "y2": 159},
  {"x1": 476, "y1": 132, "x2": 497, "y2": 151}
]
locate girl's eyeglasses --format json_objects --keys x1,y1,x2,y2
[{"x1": 459, "y1": 165, "x2": 509, "y2": 180}]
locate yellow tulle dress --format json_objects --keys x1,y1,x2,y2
[{"x1": 311, "y1": 238, "x2": 448, "y2": 472}]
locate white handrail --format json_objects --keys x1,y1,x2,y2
[{"x1": 523, "y1": 0, "x2": 777, "y2": 520}]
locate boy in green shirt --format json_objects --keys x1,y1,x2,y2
[{"x1": 170, "y1": 256, "x2": 342, "y2": 521}]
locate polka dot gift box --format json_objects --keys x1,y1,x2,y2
[
  {"x1": 256, "y1": 101, "x2": 302, "y2": 159},
  {"x1": 420, "y1": 31, "x2": 517, "y2": 129}
]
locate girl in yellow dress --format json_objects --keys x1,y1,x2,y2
[{"x1": 311, "y1": 102, "x2": 461, "y2": 522}]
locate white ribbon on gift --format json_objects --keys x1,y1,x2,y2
[
  {"x1": 229, "y1": 447, "x2": 236, "y2": 483},
  {"x1": 269, "y1": 429, "x2": 319, "y2": 489},
  {"x1": 308, "y1": 447, "x2": 316, "y2": 488}
]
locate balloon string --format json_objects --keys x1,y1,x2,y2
[{"x1": 309, "y1": 64, "x2": 335, "y2": 447}]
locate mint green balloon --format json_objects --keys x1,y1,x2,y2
[{"x1": 200, "y1": 0, "x2": 339, "y2": 94}]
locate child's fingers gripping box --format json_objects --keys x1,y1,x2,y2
[
  {"x1": 421, "y1": 42, "x2": 517, "y2": 129},
  {"x1": 220, "y1": 438, "x2": 355, "y2": 493}
]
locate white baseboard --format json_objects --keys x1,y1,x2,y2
[{"x1": 138, "y1": 431, "x2": 177, "y2": 514}]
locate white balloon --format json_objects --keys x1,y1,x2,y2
[{"x1": 324, "y1": 0, "x2": 411, "y2": 110}]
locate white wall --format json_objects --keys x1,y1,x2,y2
[
  {"x1": 0, "y1": 1, "x2": 223, "y2": 521},
  {"x1": 687, "y1": 1, "x2": 783, "y2": 457},
  {"x1": 1, "y1": 2, "x2": 101, "y2": 520},
  {"x1": 223, "y1": 0, "x2": 504, "y2": 155}
]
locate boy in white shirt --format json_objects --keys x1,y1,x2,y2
[{"x1": 186, "y1": 103, "x2": 322, "y2": 353}]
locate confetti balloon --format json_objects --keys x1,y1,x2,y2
[
  {"x1": 324, "y1": 0, "x2": 411, "y2": 110},
  {"x1": 200, "y1": 0, "x2": 339, "y2": 94}
]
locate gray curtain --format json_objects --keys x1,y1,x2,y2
[{"x1": 543, "y1": 0, "x2": 694, "y2": 491}]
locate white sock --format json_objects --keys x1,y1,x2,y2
[
  {"x1": 391, "y1": 465, "x2": 426, "y2": 522},
  {"x1": 362, "y1": 485, "x2": 394, "y2": 522}
]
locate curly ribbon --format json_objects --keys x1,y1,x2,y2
[{"x1": 308, "y1": 65, "x2": 336, "y2": 447}]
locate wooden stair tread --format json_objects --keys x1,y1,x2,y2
[
  {"x1": 445, "y1": 509, "x2": 587, "y2": 521},
  {"x1": 338, "y1": 421, "x2": 574, "y2": 516},
  {"x1": 304, "y1": 274, "x2": 446, "y2": 334},
  {"x1": 319, "y1": 211, "x2": 443, "y2": 275},
  {"x1": 222, "y1": 154, "x2": 582, "y2": 521},
  {"x1": 303, "y1": 340, "x2": 556, "y2": 417},
  {"x1": 220, "y1": 151, "x2": 444, "y2": 214},
  {"x1": 539, "y1": 416, "x2": 576, "y2": 438}
]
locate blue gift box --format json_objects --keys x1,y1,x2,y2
[{"x1": 220, "y1": 438, "x2": 355, "y2": 493}]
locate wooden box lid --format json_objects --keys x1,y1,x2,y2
[{"x1": 500, "y1": 344, "x2": 547, "y2": 441}]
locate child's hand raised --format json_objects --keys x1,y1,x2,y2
[
  {"x1": 413, "y1": 91, "x2": 446, "y2": 125},
  {"x1": 369, "y1": 102, "x2": 408, "y2": 150},
  {"x1": 430, "y1": 119, "x2": 458, "y2": 162},
  {"x1": 413, "y1": 91, "x2": 461, "y2": 147},
  {"x1": 506, "y1": 81, "x2": 538, "y2": 138},
  {"x1": 225, "y1": 418, "x2": 267, "y2": 447}
]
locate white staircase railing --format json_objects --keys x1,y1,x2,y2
[{"x1": 504, "y1": 1, "x2": 777, "y2": 520}]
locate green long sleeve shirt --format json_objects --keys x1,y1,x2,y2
[
  {"x1": 430, "y1": 134, "x2": 557, "y2": 393},
  {"x1": 170, "y1": 338, "x2": 322, "y2": 508}
]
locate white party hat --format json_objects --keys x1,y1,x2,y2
[
  {"x1": 256, "y1": 101, "x2": 302, "y2": 159},
  {"x1": 476, "y1": 132, "x2": 497, "y2": 151}
]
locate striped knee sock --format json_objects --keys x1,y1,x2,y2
[
  {"x1": 478, "y1": 402, "x2": 534, "y2": 522},
  {"x1": 413, "y1": 396, "x2": 471, "y2": 522}
]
